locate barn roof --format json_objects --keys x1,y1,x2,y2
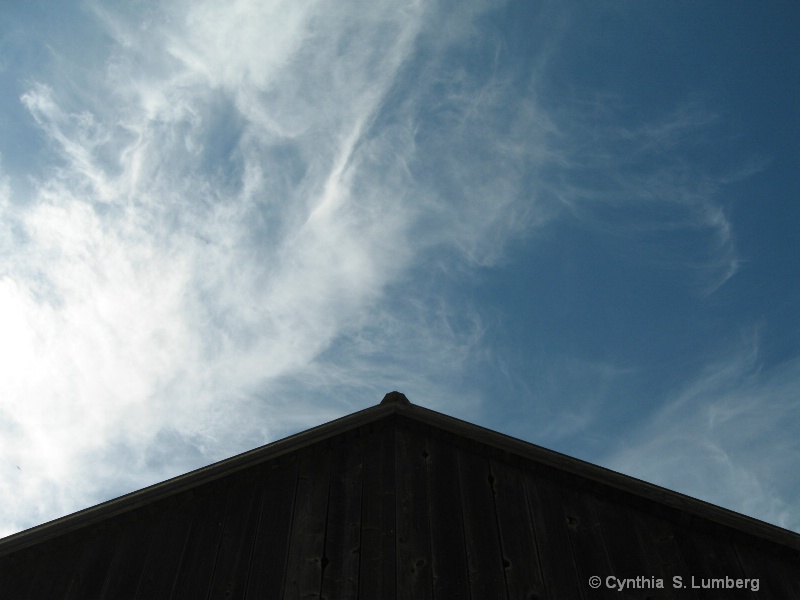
[{"x1": 1, "y1": 392, "x2": 798, "y2": 598}]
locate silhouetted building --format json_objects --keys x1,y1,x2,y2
[{"x1": 1, "y1": 392, "x2": 798, "y2": 598}]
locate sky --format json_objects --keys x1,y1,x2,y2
[{"x1": 0, "y1": 1, "x2": 798, "y2": 538}]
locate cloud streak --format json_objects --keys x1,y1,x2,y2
[
  {"x1": 603, "y1": 336, "x2": 800, "y2": 532},
  {"x1": 0, "y1": 1, "x2": 773, "y2": 537},
  {"x1": 0, "y1": 0, "x2": 548, "y2": 535},
  {"x1": 542, "y1": 99, "x2": 743, "y2": 294}
]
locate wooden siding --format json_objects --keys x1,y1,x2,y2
[{"x1": 1, "y1": 413, "x2": 798, "y2": 599}]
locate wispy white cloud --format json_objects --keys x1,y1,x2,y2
[
  {"x1": 0, "y1": 0, "x2": 550, "y2": 536},
  {"x1": 545, "y1": 99, "x2": 745, "y2": 294},
  {"x1": 602, "y1": 335, "x2": 800, "y2": 532},
  {"x1": 0, "y1": 0, "x2": 774, "y2": 538}
]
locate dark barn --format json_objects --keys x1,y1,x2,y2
[{"x1": 1, "y1": 392, "x2": 798, "y2": 599}]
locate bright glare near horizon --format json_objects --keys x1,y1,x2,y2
[{"x1": 1, "y1": 2, "x2": 798, "y2": 537}]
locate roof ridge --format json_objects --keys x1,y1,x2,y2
[{"x1": 1, "y1": 393, "x2": 798, "y2": 556}]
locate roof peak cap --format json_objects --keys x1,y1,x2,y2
[{"x1": 380, "y1": 391, "x2": 411, "y2": 406}]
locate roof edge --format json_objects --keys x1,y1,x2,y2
[
  {"x1": 398, "y1": 402, "x2": 800, "y2": 551},
  {"x1": 2, "y1": 395, "x2": 798, "y2": 555},
  {"x1": 0, "y1": 399, "x2": 403, "y2": 556}
]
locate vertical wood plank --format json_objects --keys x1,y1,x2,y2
[
  {"x1": 489, "y1": 459, "x2": 547, "y2": 600},
  {"x1": 629, "y1": 511, "x2": 698, "y2": 600},
  {"x1": 425, "y1": 434, "x2": 470, "y2": 599},
  {"x1": 320, "y1": 436, "x2": 363, "y2": 600},
  {"x1": 556, "y1": 483, "x2": 619, "y2": 600},
  {"x1": 170, "y1": 482, "x2": 231, "y2": 598},
  {"x1": 134, "y1": 500, "x2": 193, "y2": 600},
  {"x1": 17, "y1": 536, "x2": 82, "y2": 599},
  {"x1": 674, "y1": 524, "x2": 759, "y2": 600},
  {"x1": 63, "y1": 524, "x2": 122, "y2": 600},
  {"x1": 0, "y1": 554, "x2": 31, "y2": 599},
  {"x1": 733, "y1": 539, "x2": 799, "y2": 600},
  {"x1": 358, "y1": 423, "x2": 396, "y2": 598},
  {"x1": 395, "y1": 425, "x2": 432, "y2": 600},
  {"x1": 99, "y1": 509, "x2": 156, "y2": 600},
  {"x1": 593, "y1": 496, "x2": 674, "y2": 600},
  {"x1": 207, "y1": 473, "x2": 264, "y2": 600},
  {"x1": 282, "y1": 446, "x2": 332, "y2": 600},
  {"x1": 245, "y1": 459, "x2": 299, "y2": 600},
  {"x1": 524, "y1": 474, "x2": 585, "y2": 600},
  {"x1": 457, "y1": 448, "x2": 506, "y2": 599}
]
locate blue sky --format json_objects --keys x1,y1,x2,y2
[{"x1": 0, "y1": 1, "x2": 798, "y2": 537}]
